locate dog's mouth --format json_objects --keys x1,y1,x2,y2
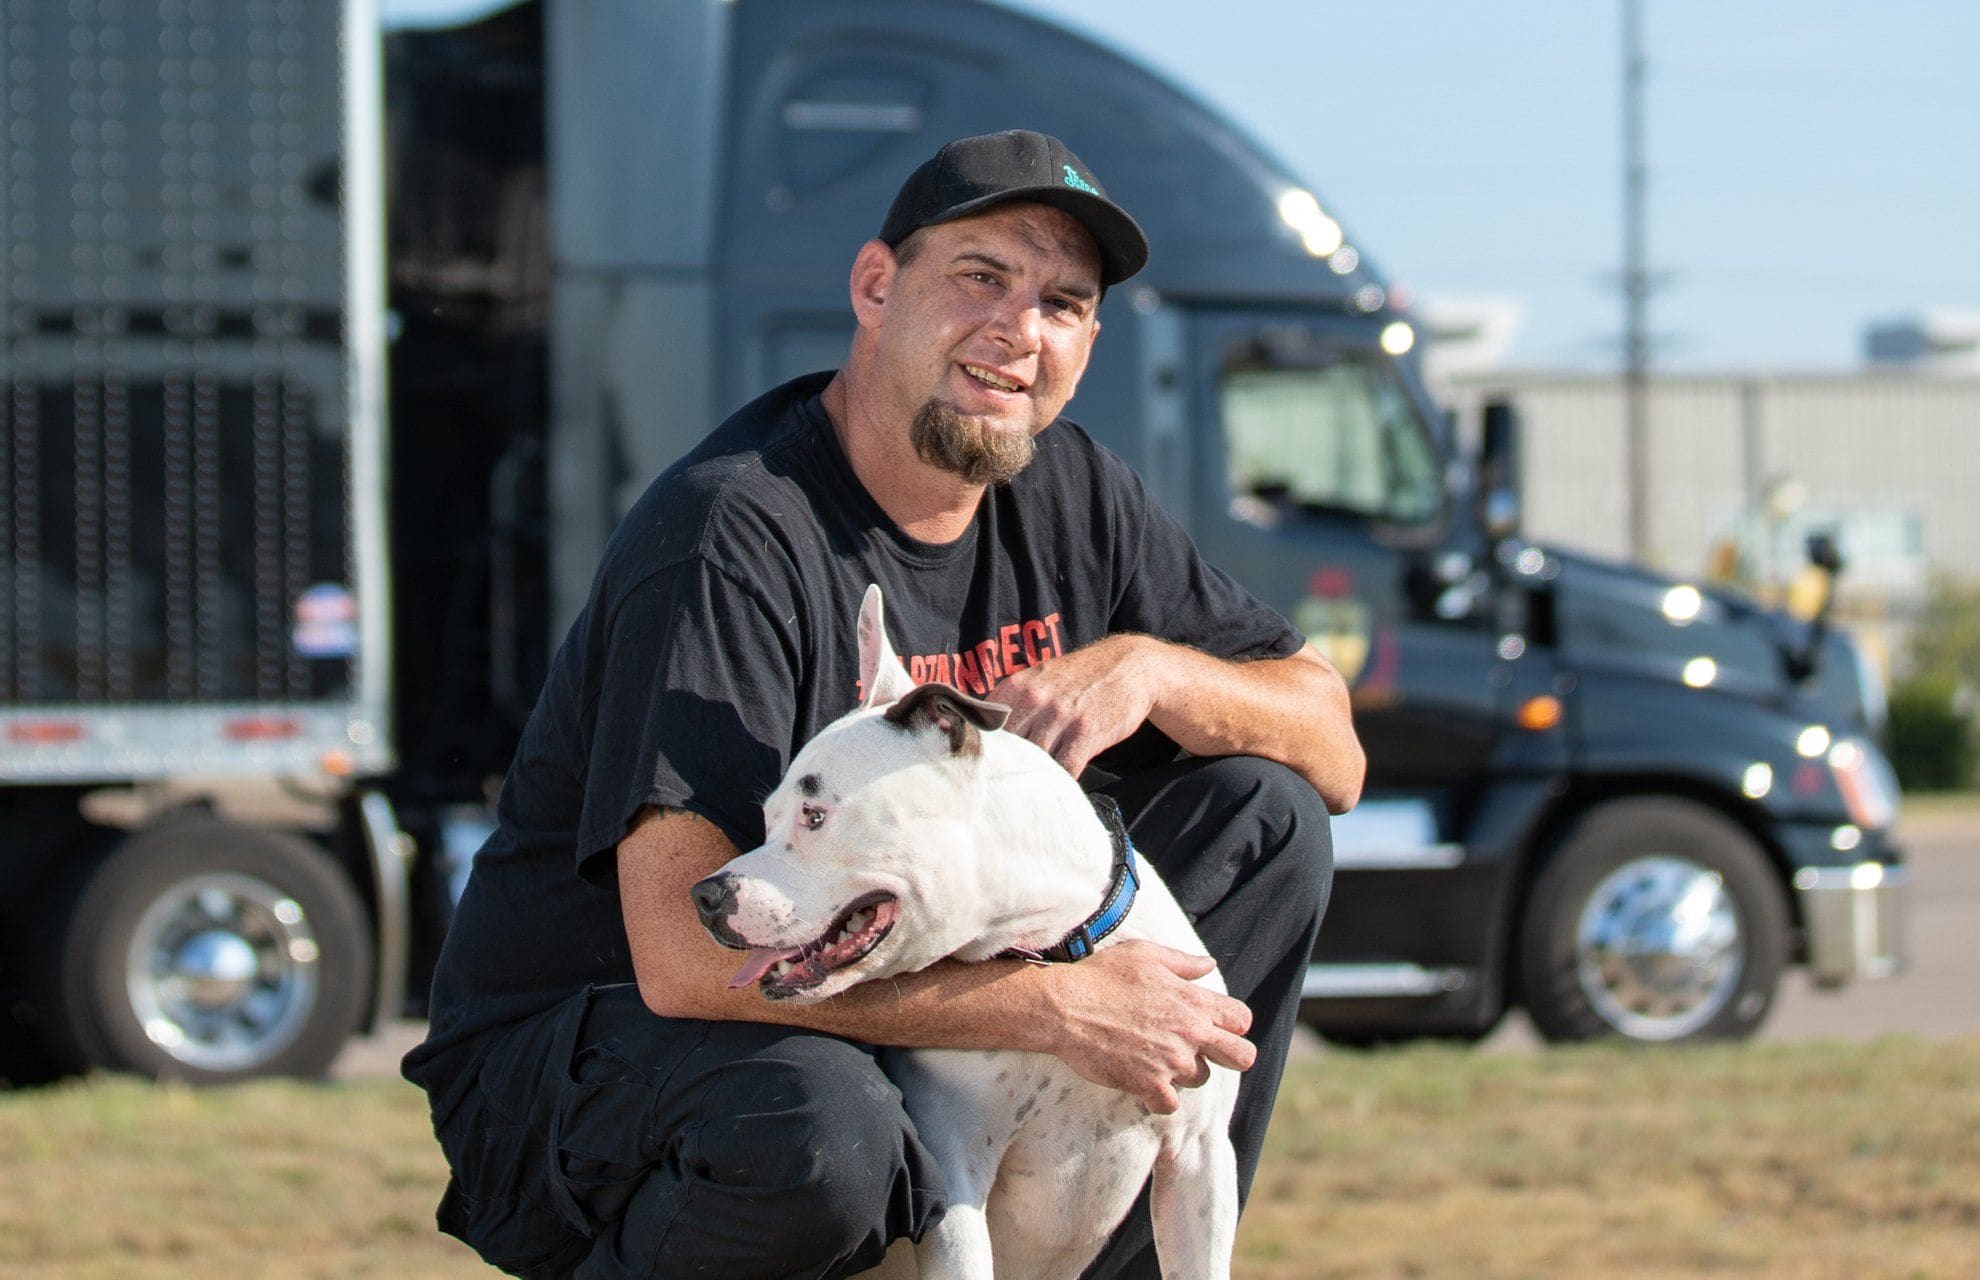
[{"x1": 725, "y1": 891, "x2": 899, "y2": 1000}]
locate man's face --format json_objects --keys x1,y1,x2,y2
[{"x1": 860, "y1": 202, "x2": 1104, "y2": 484}]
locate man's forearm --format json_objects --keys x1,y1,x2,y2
[
  {"x1": 995, "y1": 635, "x2": 1364, "y2": 812},
  {"x1": 1138, "y1": 638, "x2": 1364, "y2": 813},
  {"x1": 622, "y1": 805, "x2": 1061, "y2": 1050},
  {"x1": 656, "y1": 942, "x2": 1066, "y2": 1051}
]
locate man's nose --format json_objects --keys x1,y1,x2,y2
[
  {"x1": 690, "y1": 873, "x2": 737, "y2": 925},
  {"x1": 986, "y1": 296, "x2": 1043, "y2": 351}
]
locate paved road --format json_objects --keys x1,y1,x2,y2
[{"x1": 333, "y1": 808, "x2": 1980, "y2": 1080}]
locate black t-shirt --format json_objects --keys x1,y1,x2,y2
[{"x1": 402, "y1": 371, "x2": 1301, "y2": 1112}]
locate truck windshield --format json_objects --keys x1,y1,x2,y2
[{"x1": 1221, "y1": 357, "x2": 1441, "y2": 525}]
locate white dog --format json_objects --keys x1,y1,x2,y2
[{"x1": 691, "y1": 585, "x2": 1240, "y2": 1280}]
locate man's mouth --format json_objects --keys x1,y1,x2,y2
[
  {"x1": 725, "y1": 891, "x2": 899, "y2": 1000},
  {"x1": 962, "y1": 363, "x2": 1026, "y2": 394}
]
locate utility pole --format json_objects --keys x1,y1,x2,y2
[{"x1": 1621, "y1": 0, "x2": 1653, "y2": 562}]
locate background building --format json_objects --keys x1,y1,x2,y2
[{"x1": 1440, "y1": 371, "x2": 1980, "y2": 675}]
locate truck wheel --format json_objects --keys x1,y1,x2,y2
[
  {"x1": 47, "y1": 820, "x2": 372, "y2": 1082},
  {"x1": 1518, "y1": 797, "x2": 1787, "y2": 1044}
]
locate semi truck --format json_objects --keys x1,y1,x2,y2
[{"x1": 0, "y1": 0, "x2": 1906, "y2": 1084}]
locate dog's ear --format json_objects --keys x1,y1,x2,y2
[
  {"x1": 884, "y1": 683, "x2": 1011, "y2": 756},
  {"x1": 857, "y1": 584, "x2": 915, "y2": 708}
]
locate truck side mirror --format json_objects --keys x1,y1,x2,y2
[
  {"x1": 1787, "y1": 529, "x2": 1847, "y2": 679},
  {"x1": 1478, "y1": 398, "x2": 1522, "y2": 540},
  {"x1": 1806, "y1": 530, "x2": 1844, "y2": 575}
]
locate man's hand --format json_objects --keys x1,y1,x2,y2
[
  {"x1": 1037, "y1": 939, "x2": 1257, "y2": 1115},
  {"x1": 997, "y1": 635, "x2": 1163, "y2": 778}
]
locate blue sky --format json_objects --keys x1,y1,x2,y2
[
  {"x1": 1001, "y1": 0, "x2": 1980, "y2": 371},
  {"x1": 381, "y1": 0, "x2": 1978, "y2": 372}
]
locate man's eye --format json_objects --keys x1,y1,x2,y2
[{"x1": 802, "y1": 805, "x2": 826, "y2": 830}]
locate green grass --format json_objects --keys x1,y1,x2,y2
[
  {"x1": 1244, "y1": 1035, "x2": 1980, "y2": 1279},
  {"x1": 4, "y1": 1037, "x2": 1977, "y2": 1278},
  {"x1": 0, "y1": 1076, "x2": 487, "y2": 1279}
]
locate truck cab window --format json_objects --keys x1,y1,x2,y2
[{"x1": 1221, "y1": 357, "x2": 1441, "y2": 526}]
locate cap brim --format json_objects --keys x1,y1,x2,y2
[{"x1": 922, "y1": 186, "x2": 1149, "y2": 288}]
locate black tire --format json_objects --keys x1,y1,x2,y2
[
  {"x1": 1518, "y1": 797, "x2": 1788, "y2": 1044},
  {"x1": 0, "y1": 1013, "x2": 74, "y2": 1089},
  {"x1": 44, "y1": 819, "x2": 373, "y2": 1083}
]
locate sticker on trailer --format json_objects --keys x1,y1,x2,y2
[{"x1": 293, "y1": 583, "x2": 358, "y2": 659}]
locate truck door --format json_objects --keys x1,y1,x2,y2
[{"x1": 1181, "y1": 310, "x2": 1522, "y2": 993}]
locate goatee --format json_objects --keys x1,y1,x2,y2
[{"x1": 910, "y1": 400, "x2": 1035, "y2": 486}]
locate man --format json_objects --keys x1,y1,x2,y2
[{"x1": 405, "y1": 130, "x2": 1363, "y2": 1280}]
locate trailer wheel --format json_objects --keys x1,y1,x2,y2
[
  {"x1": 47, "y1": 820, "x2": 372, "y2": 1082},
  {"x1": 1518, "y1": 797, "x2": 1788, "y2": 1044}
]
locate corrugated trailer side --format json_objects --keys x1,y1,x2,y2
[{"x1": 1, "y1": 0, "x2": 398, "y2": 1083}]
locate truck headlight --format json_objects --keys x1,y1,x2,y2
[{"x1": 1827, "y1": 737, "x2": 1900, "y2": 831}]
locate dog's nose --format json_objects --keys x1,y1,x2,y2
[{"x1": 690, "y1": 874, "x2": 737, "y2": 925}]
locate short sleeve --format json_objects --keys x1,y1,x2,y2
[
  {"x1": 574, "y1": 559, "x2": 799, "y2": 888},
  {"x1": 1106, "y1": 460, "x2": 1303, "y2": 661}
]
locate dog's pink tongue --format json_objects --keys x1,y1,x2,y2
[{"x1": 728, "y1": 947, "x2": 802, "y2": 989}]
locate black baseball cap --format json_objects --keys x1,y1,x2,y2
[{"x1": 878, "y1": 130, "x2": 1149, "y2": 287}]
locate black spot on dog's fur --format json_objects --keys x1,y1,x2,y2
[{"x1": 798, "y1": 773, "x2": 822, "y2": 797}]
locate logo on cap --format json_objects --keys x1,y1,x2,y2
[{"x1": 1061, "y1": 164, "x2": 1099, "y2": 195}]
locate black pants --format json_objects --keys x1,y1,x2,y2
[{"x1": 435, "y1": 756, "x2": 1333, "y2": 1280}]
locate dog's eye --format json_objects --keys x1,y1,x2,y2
[{"x1": 801, "y1": 804, "x2": 827, "y2": 830}]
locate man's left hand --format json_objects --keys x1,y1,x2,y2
[{"x1": 996, "y1": 635, "x2": 1163, "y2": 778}]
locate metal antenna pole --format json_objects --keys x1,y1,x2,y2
[{"x1": 1622, "y1": 0, "x2": 1652, "y2": 562}]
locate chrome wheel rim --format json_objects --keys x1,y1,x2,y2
[
  {"x1": 1574, "y1": 855, "x2": 1743, "y2": 1040},
  {"x1": 125, "y1": 873, "x2": 322, "y2": 1072}
]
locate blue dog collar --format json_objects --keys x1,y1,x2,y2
[{"x1": 1010, "y1": 794, "x2": 1139, "y2": 964}]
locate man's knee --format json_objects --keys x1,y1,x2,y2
[
  {"x1": 1121, "y1": 755, "x2": 1333, "y2": 915},
  {"x1": 1192, "y1": 754, "x2": 1333, "y2": 855},
  {"x1": 626, "y1": 1027, "x2": 942, "y2": 1277},
  {"x1": 687, "y1": 1029, "x2": 914, "y2": 1196},
  {"x1": 1222, "y1": 755, "x2": 1333, "y2": 909}
]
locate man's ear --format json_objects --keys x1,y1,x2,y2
[
  {"x1": 849, "y1": 240, "x2": 896, "y2": 330},
  {"x1": 884, "y1": 683, "x2": 1012, "y2": 756},
  {"x1": 858, "y1": 584, "x2": 916, "y2": 708}
]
